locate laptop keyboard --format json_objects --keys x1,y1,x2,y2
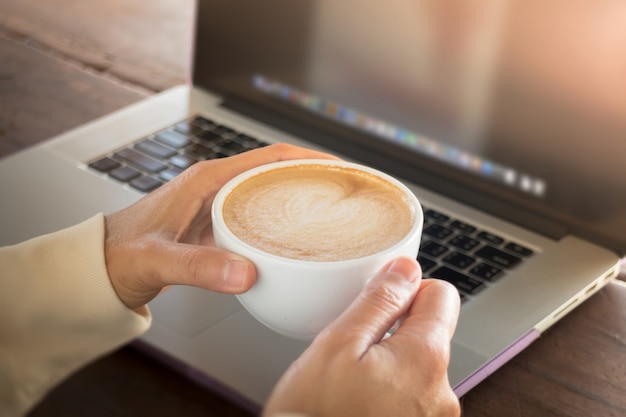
[
  {"x1": 88, "y1": 116, "x2": 269, "y2": 193},
  {"x1": 88, "y1": 115, "x2": 533, "y2": 302},
  {"x1": 418, "y1": 207, "x2": 534, "y2": 303}
]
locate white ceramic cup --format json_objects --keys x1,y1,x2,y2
[{"x1": 211, "y1": 159, "x2": 423, "y2": 340}]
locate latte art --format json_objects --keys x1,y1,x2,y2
[{"x1": 223, "y1": 164, "x2": 415, "y2": 262}]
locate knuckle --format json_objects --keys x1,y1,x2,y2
[
  {"x1": 266, "y1": 142, "x2": 300, "y2": 158},
  {"x1": 439, "y1": 279, "x2": 462, "y2": 302},
  {"x1": 270, "y1": 142, "x2": 295, "y2": 153},
  {"x1": 421, "y1": 332, "x2": 452, "y2": 365},
  {"x1": 184, "y1": 249, "x2": 207, "y2": 283},
  {"x1": 365, "y1": 281, "x2": 406, "y2": 311},
  {"x1": 399, "y1": 329, "x2": 452, "y2": 379},
  {"x1": 437, "y1": 392, "x2": 461, "y2": 417}
]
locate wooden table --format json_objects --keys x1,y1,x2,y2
[{"x1": 1, "y1": 1, "x2": 625, "y2": 416}]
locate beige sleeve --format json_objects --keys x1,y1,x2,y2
[{"x1": 0, "y1": 214, "x2": 151, "y2": 417}]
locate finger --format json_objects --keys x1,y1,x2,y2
[
  {"x1": 318, "y1": 257, "x2": 422, "y2": 354},
  {"x1": 387, "y1": 279, "x2": 460, "y2": 358},
  {"x1": 150, "y1": 241, "x2": 257, "y2": 294},
  {"x1": 383, "y1": 279, "x2": 460, "y2": 384}
]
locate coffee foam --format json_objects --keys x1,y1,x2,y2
[{"x1": 223, "y1": 164, "x2": 415, "y2": 262}]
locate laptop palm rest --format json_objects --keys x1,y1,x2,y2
[{"x1": 150, "y1": 286, "x2": 243, "y2": 337}]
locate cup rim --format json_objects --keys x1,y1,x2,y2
[{"x1": 211, "y1": 158, "x2": 423, "y2": 266}]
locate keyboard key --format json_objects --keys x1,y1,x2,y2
[
  {"x1": 197, "y1": 130, "x2": 222, "y2": 144},
  {"x1": 186, "y1": 143, "x2": 216, "y2": 159},
  {"x1": 475, "y1": 245, "x2": 522, "y2": 269},
  {"x1": 423, "y1": 223, "x2": 454, "y2": 240},
  {"x1": 443, "y1": 252, "x2": 476, "y2": 269},
  {"x1": 505, "y1": 242, "x2": 534, "y2": 257},
  {"x1": 173, "y1": 121, "x2": 201, "y2": 136},
  {"x1": 236, "y1": 134, "x2": 266, "y2": 148},
  {"x1": 135, "y1": 139, "x2": 177, "y2": 159},
  {"x1": 477, "y1": 231, "x2": 505, "y2": 245},
  {"x1": 420, "y1": 240, "x2": 448, "y2": 258},
  {"x1": 155, "y1": 130, "x2": 191, "y2": 148},
  {"x1": 89, "y1": 157, "x2": 120, "y2": 172},
  {"x1": 159, "y1": 167, "x2": 183, "y2": 182},
  {"x1": 109, "y1": 166, "x2": 141, "y2": 182},
  {"x1": 169, "y1": 154, "x2": 197, "y2": 169},
  {"x1": 417, "y1": 256, "x2": 437, "y2": 273},
  {"x1": 431, "y1": 266, "x2": 486, "y2": 295},
  {"x1": 449, "y1": 220, "x2": 477, "y2": 234},
  {"x1": 191, "y1": 116, "x2": 215, "y2": 128},
  {"x1": 218, "y1": 138, "x2": 246, "y2": 154},
  {"x1": 470, "y1": 263, "x2": 503, "y2": 282},
  {"x1": 424, "y1": 209, "x2": 450, "y2": 223},
  {"x1": 115, "y1": 148, "x2": 168, "y2": 173},
  {"x1": 130, "y1": 176, "x2": 163, "y2": 192},
  {"x1": 213, "y1": 124, "x2": 236, "y2": 136},
  {"x1": 448, "y1": 234, "x2": 481, "y2": 252}
]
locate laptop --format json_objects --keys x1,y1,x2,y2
[{"x1": 1, "y1": 0, "x2": 624, "y2": 412}]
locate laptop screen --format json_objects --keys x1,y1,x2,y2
[{"x1": 194, "y1": 0, "x2": 626, "y2": 255}]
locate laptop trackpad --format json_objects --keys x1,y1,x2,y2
[
  {"x1": 148, "y1": 286, "x2": 243, "y2": 337},
  {"x1": 448, "y1": 341, "x2": 489, "y2": 390}
]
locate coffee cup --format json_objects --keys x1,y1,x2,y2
[{"x1": 211, "y1": 159, "x2": 423, "y2": 340}]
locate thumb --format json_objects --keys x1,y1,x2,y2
[
  {"x1": 152, "y1": 242, "x2": 257, "y2": 294},
  {"x1": 318, "y1": 257, "x2": 422, "y2": 350}
]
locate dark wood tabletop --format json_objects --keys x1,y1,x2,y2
[{"x1": 2, "y1": 1, "x2": 625, "y2": 416}]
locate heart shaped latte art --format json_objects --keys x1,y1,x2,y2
[{"x1": 223, "y1": 165, "x2": 415, "y2": 262}]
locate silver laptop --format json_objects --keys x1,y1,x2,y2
[{"x1": 1, "y1": 0, "x2": 624, "y2": 412}]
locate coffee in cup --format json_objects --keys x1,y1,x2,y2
[
  {"x1": 222, "y1": 163, "x2": 415, "y2": 262},
  {"x1": 212, "y1": 159, "x2": 423, "y2": 340}
]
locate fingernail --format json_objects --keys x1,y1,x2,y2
[
  {"x1": 223, "y1": 259, "x2": 250, "y2": 291},
  {"x1": 385, "y1": 257, "x2": 420, "y2": 283}
]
